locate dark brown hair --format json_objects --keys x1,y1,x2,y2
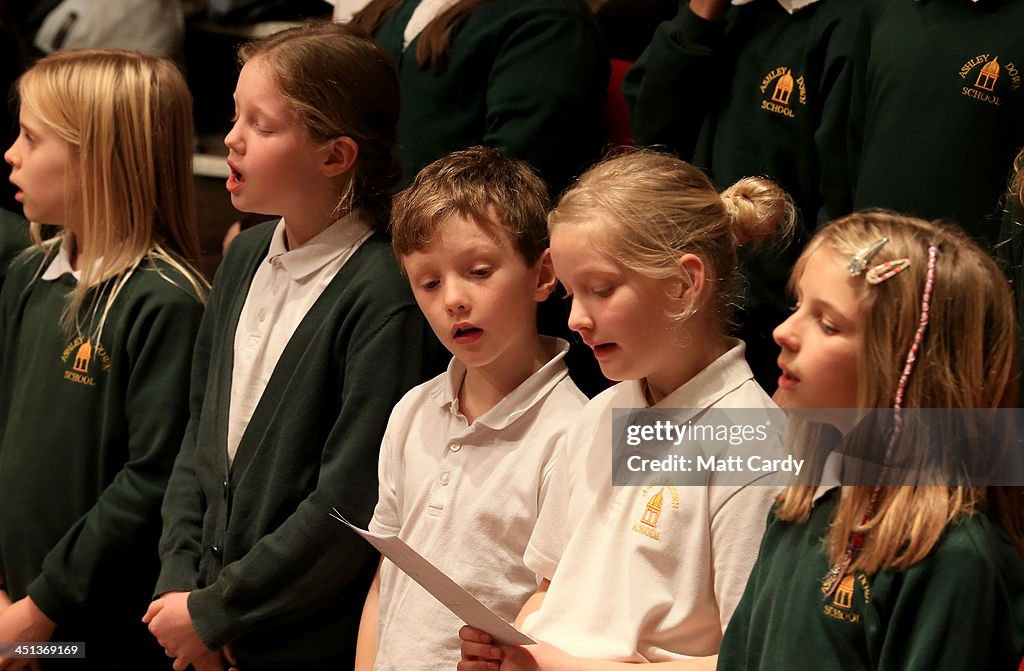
[
  {"x1": 351, "y1": 0, "x2": 487, "y2": 72},
  {"x1": 239, "y1": 21, "x2": 401, "y2": 230},
  {"x1": 391, "y1": 146, "x2": 550, "y2": 265}
]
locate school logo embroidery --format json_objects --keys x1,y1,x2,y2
[
  {"x1": 821, "y1": 572, "x2": 871, "y2": 624},
  {"x1": 759, "y1": 66, "x2": 807, "y2": 118},
  {"x1": 631, "y1": 482, "x2": 680, "y2": 541},
  {"x1": 61, "y1": 336, "x2": 110, "y2": 386},
  {"x1": 960, "y1": 53, "x2": 1021, "y2": 106}
]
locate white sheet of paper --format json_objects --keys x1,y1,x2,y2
[{"x1": 332, "y1": 510, "x2": 534, "y2": 646}]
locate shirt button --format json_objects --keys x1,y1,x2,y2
[
  {"x1": 439, "y1": 471, "x2": 450, "y2": 486},
  {"x1": 450, "y1": 443, "x2": 461, "y2": 452},
  {"x1": 222, "y1": 480, "x2": 229, "y2": 497},
  {"x1": 257, "y1": 310, "x2": 266, "y2": 322}
]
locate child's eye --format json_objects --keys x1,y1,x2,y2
[
  {"x1": 469, "y1": 267, "x2": 491, "y2": 278},
  {"x1": 593, "y1": 287, "x2": 613, "y2": 298},
  {"x1": 817, "y1": 318, "x2": 839, "y2": 336},
  {"x1": 561, "y1": 291, "x2": 574, "y2": 301},
  {"x1": 229, "y1": 113, "x2": 238, "y2": 124},
  {"x1": 788, "y1": 302, "x2": 800, "y2": 312},
  {"x1": 421, "y1": 279, "x2": 440, "y2": 290}
]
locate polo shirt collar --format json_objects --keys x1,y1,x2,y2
[
  {"x1": 731, "y1": 0, "x2": 821, "y2": 15},
  {"x1": 813, "y1": 451, "x2": 843, "y2": 502},
  {"x1": 433, "y1": 336, "x2": 571, "y2": 430},
  {"x1": 41, "y1": 236, "x2": 82, "y2": 281},
  {"x1": 624, "y1": 339, "x2": 753, "y2": 420},
  {"x1": 267, "y1": 211, "x2": 372, "y2": 281}
]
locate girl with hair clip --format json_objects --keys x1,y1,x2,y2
[
  {"x1": 0, "y1": 49, "x2": 207, "y2": 667},
  {"x1": 718, "y1": 212, "x2": 1024, "y2": 670},
  {"x1": 144, "y1": 21, "x2": 443, "y2": 671},
  {"x1": 459, "y1": 149, "x2": 795, "y2": 670}
]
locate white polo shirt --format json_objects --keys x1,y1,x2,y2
[
  {"x1": 227, "y1": 214, "x2": 371, "y2": 463},
  {"x1": 522, "y1": 340, "x2": 784, "y2": 662},
  {"x1": 369, "y1": 337, "x2": 587, "y2": 671}
]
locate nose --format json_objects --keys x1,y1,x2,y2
[
  {"x1": 444, "y1": 279, "x2": 469, "y2": 315},
  {"x1": 773, "y1": 312, "x2": 799, "y2": 352},
  {"x1": 224, "y1": 120, "x2": 242, "y2": 152},
  {"x1": 566, "y1": 295, "x2": 593, "y2": 333},
  {"x1": 4, "y1": 142, "x2": 16, "y2": 168}
]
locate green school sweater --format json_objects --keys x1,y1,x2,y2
[
  {"x1": 155, "y1": 222, "x2": 445, "y2": 668},
  {"x1": 372, "y1": 0, "x2": 609, "y2": 193},
  {"x1": 849, "y1": 0, "x2": 1024, "y2": 244},
  {"x1": 0, "y1": 247, "x2": 205, "y2": 663},
  {"x1": 624, "y1": 0, "x2": 859, "y2": 389},
  {"x1": 0, "y1": 208, "x2": 29, "y2": 283},
  {"x1": 718, "y1": 489, "x2": 1024, "y2": 670},
  {"x1": 625, "y1": 0, "x2": 858, "y2": 227}
]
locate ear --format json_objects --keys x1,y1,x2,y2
[
  {"x1": 320, "y1": 136, "x2": 359, "y2": 178},
  {"x1": 675, "y1": 253, "x2": 707, "y2": 306},
  {"x1": 532, "y1": 249, "x2": 558, "y2": 302}
]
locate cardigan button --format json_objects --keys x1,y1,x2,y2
[
  {"x1": 210, "y1": 544, "x2": 221, "y2": 557},
  {"x1": 222, "y1": 480, "x2": 229, "y2": 497}
]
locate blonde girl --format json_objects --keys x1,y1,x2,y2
[
  {"x1": 145, "y1": 22, "x2": 441, "y2": 671},
  {"x1": 718, "y1": 212, "x2": 1024, "y2": 669},
  {"x1": 0, "y1": 49, "x2": 206, "y2": 667},
  {"x1": 460, "y1": 150, "x2": 794, "y2": 670}
]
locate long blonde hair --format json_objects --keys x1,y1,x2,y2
[
  {"x1": 776, "y1": 212, "x2": 1024, "y2": 570},
  {"x1": 548, "y1": 150, "x2": 795, "y2": 327},
  {"x1": 16, "y1": 49, "x2": 206, "y2": 337}
]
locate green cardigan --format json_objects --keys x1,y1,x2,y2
[
  {"x1": 372, "y1": 0, "x2": 609, "y2": 193},
  {"x1": 156, "y1": 222, "x2": 444, "y2": 668}
]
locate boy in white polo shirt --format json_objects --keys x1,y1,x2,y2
[{"x1": 353, "y1": 147, "x2": 587, "y2": 671}]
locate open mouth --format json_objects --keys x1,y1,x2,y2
[
  {"x1": 777, "y1": 366, "x2": 800, "y2": 389},
  {"x1": 591, "y1": 342, "x2": 617, "y2": 358},
  {"x1": 452, "y1": 325, "x2": 482, "y2": 343},
  {"x1": 226, "y1": 162, "x2": 245, "y2": 193}
]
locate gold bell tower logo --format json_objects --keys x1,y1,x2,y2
[
  {"x1": 760, "y1": 66, "x2": 806, "y2": 118},
  {"x1": 631, "y1": 482, "x2": 679, "y2": 541},
  {"x1": 73, "y1": 340, "x2": 92, "y2": 373},
  {"x1": 640, "y1": 488, "x2": 664, "y2": 528},
  {"x1": 821, "y1": 571, "x2": 872, "y2": 624},
  {"x1": 975, "y1": 57, "x2": 1000, "y2": 92},
  {"x1": 771, "y1": 69, "x2": 794, "y2": 105},
  {"x1": 61, "y1": 335, "x2": 110, "y2": 386},
  {"x1": 960, "y1": 53, "x2": 1021, "y2": 106}
]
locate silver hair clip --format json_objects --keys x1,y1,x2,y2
[
  {"x1": 866, "y1": 258, "x2": 911, "y2": 285},
  {"x1": 848, "y1": 237, "x2": 889, "y2": 276}
]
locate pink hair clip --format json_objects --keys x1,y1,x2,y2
[{"x1": 865, "y1": 258, "x2": 911, "y2": 285}]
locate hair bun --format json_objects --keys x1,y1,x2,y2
[{"x1": 720, "y1": 176, "x2": 796, "y2": 246}]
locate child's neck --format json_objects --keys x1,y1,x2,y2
[
  {"x1": 282, "y1": 204, "x2": 349, "y2": 250},
  {"x1": 457, "y1": 335, "x2": 551, "y2": 425},
  {"x1": 643, "y1": 328, "x2": 731, "y2": 406}
]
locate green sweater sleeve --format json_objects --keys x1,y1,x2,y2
[
  {"x1": 482, "y1": 6, "x2": 608, "y2": 192},
  {"x1": 872, "y1": 523, "x2": 1024, "y2": 670},
  {"x1": 809, "y1": 2, "x2": 857, "y2": 224},
  {"x1": 186, "y1": 303, "x2": 434, "y2": 648},
  {"x1": 623, "y1": 1, "x2": 727, "y2": 160},
  {"x1": 27, "y1": 281, "x2": 204, "y2": 622}
]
